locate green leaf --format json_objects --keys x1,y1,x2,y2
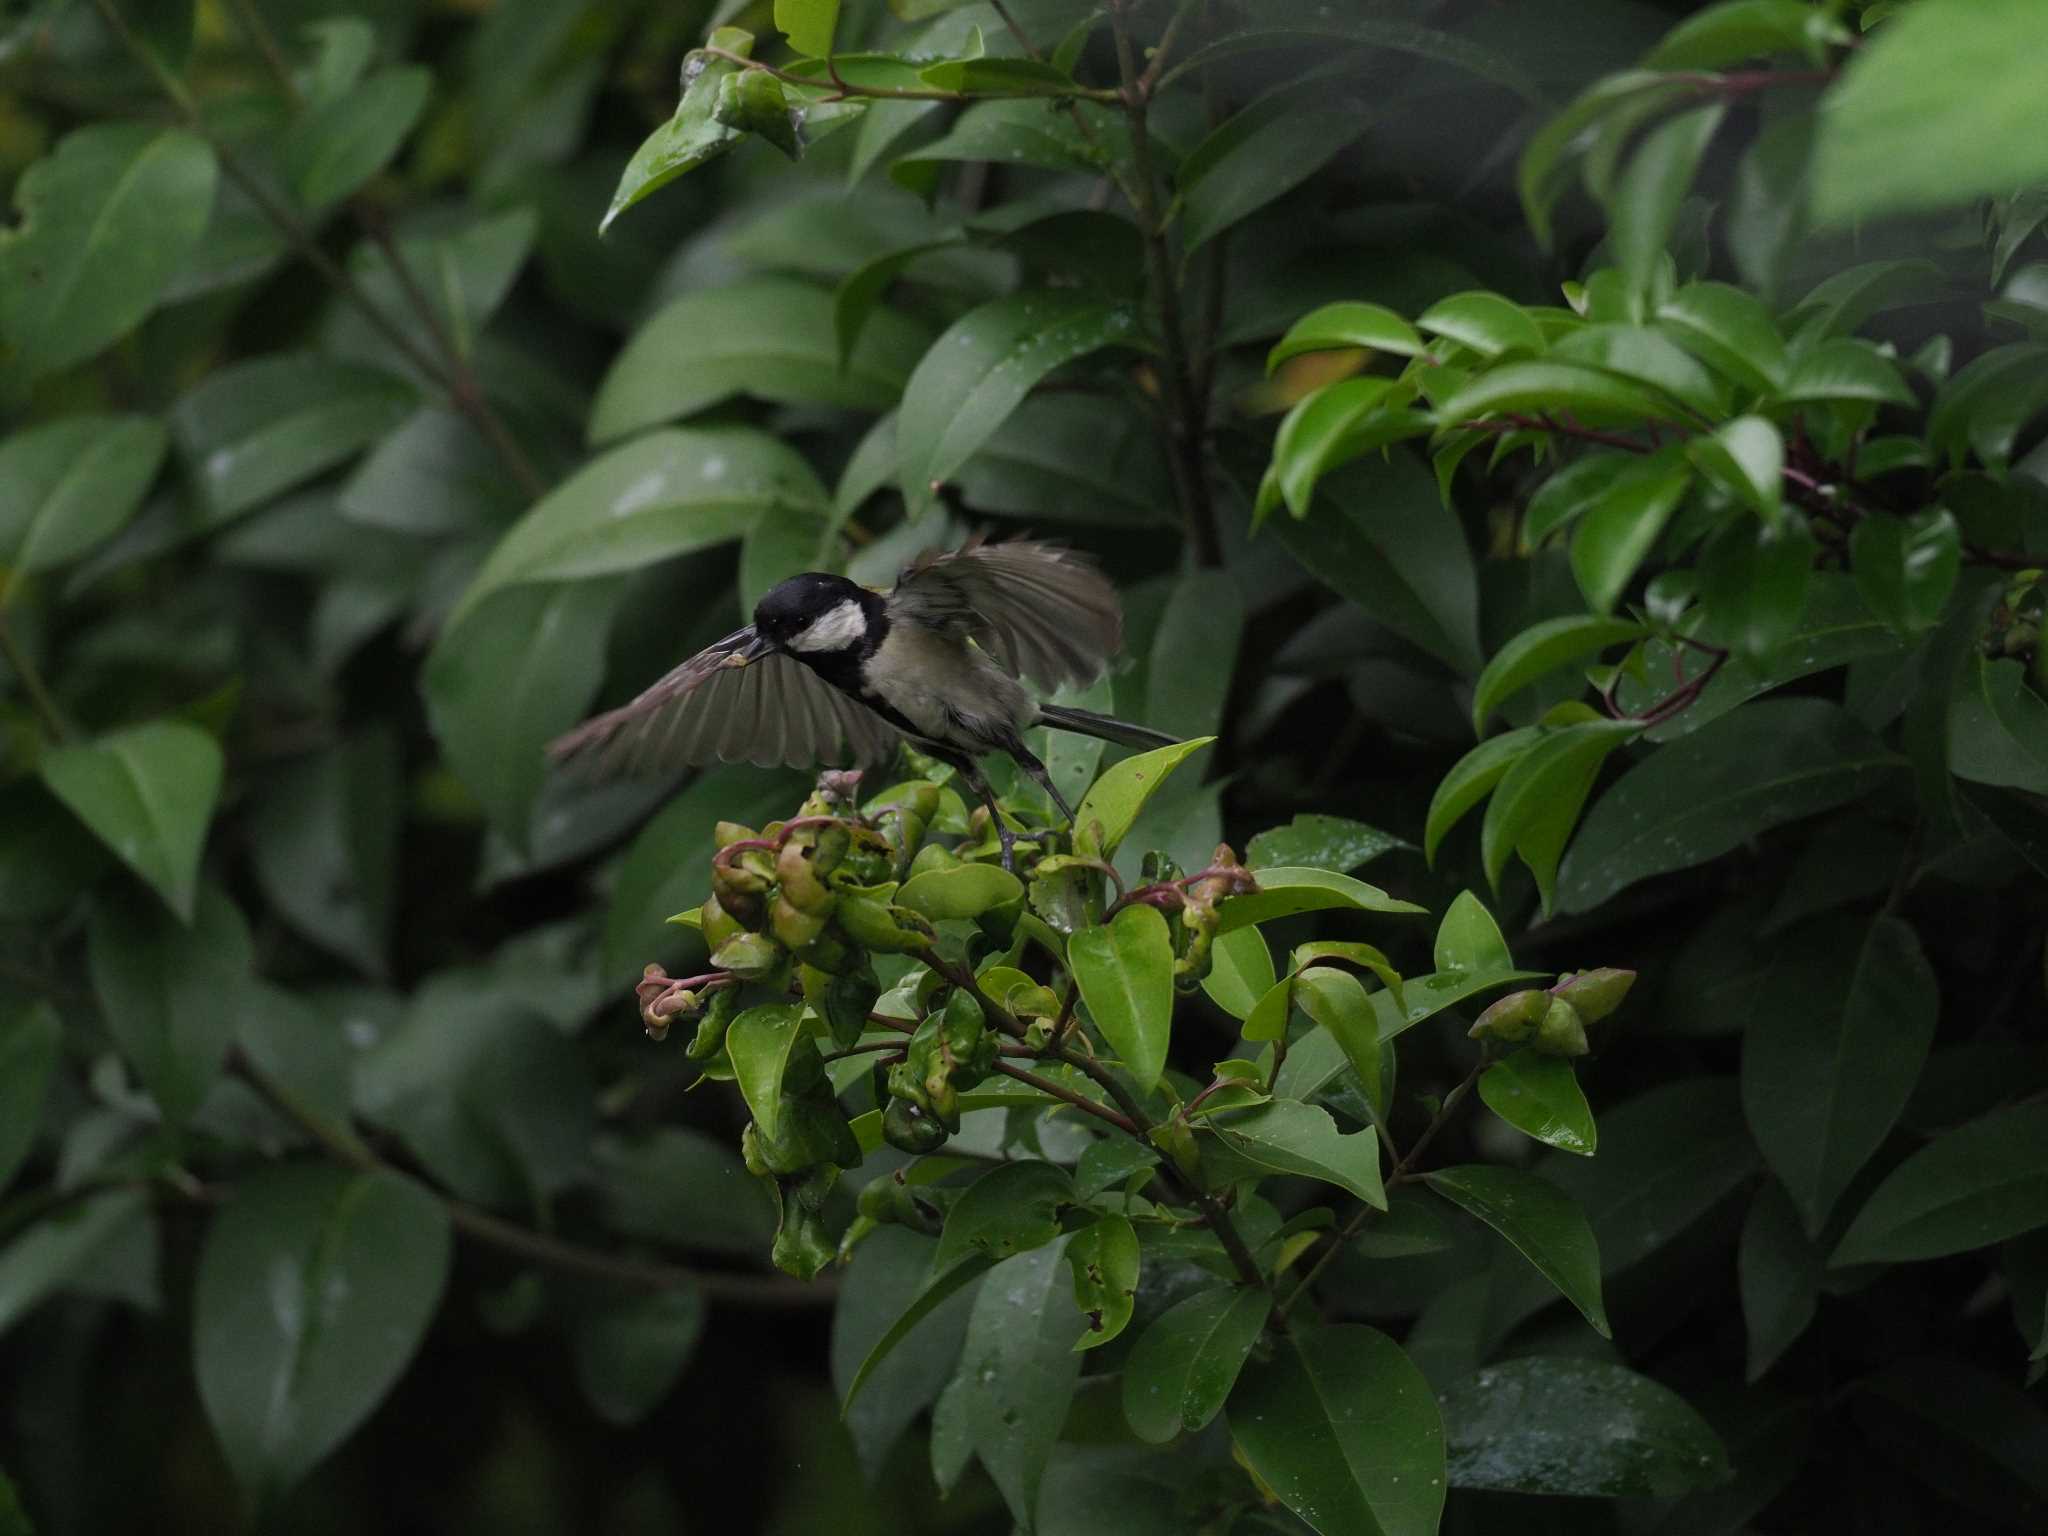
[
  {"x1": 1229, "y1": 1324, "x2": 1446, "y2": 1536},
  {"x1": 1268, "y1": 302, "x2": 1426, "y2": 373},
  {"x1": 41, "y1": 720, "x2": 223, "y2": 921},
  {"x1": 1426, "y1": 728, "x2": 1540, "y2": 863},
  {"x1": 728, "y1": 1003, "x2": 807, "y2": 1147},
  {"x1": 951, "y1": 1241, "x2": 1086, "y2": 1529},
  {"x1": 1851, "y1": 511, "x2": 1961, "y2": 636},
  {"x1": 1519, "y1": 71, "x2": 1676, "y2": 250},
  {"x1": 569, "y1": 1287, "x2": 706, "y2": 1428},
  {"x1": 0, "y1": 1188, "x2": 150, "y2": 1338},
  {"x1": 831, "y1": 1228, "x2": 976, "y2": 1479},
  {"x1": 918, "y1": 57, "x2": 1080, "y2": 94},
  {"x1": 1067, "y1": 1213, "x2": 1139, "y2": 1350},
  {"x1": 1271, "y1": 377, "x2": 1402, "y2": 517},
  {"x1": 1206, "y1": 1099, "x2": 1384, "y2": 1208},
  {"x1": 1849, "y1": 1357, "x2": 2048, "y2": 1521},
  {"x1": 248, "y1": 732, "x2": 401, "y2": 978},
  {"x1": 0, "y1": 415, "x2": 166, "y2": 572},
  {"x1": 1779, "y1": 338, "x2": 1916, "y2": 406},
  {"x1": 1472, "y1": 616, "x2": 1646, "y2": 733},
  {"x1": 1200, "y1": 926, "x2": 1275, "y2": 1022},
  {"x1": 590, "y1": 278, "x2": 929, "y2": 443},
  {"x1": 1548, "y1": 323, "x2": 1731, "y2": 420},
  {"x1": 1178, "y1": 85, "x2": 1374, "y2": 254},
  {"x1": 1121, "y1": 1284, "x2": 1271, "y2": 1443},
  {"x1": 1812, "y1": 0, "x2": 2048, "y2": 225},
  {"x1": 897, "y1": 291, "x2": 1139, "y2": 517},
  {"x1": 1416, "y1": 292, "x2": 1546, "y2": 359},
  {"x1": 600, "y1": 31, "x2": 753, "y2": 234},
  {"x1": 1160, "y1": 4, "x2": 1540, "y2": 97},
  {"x1": 776, "y1": 0, "x2": 840, "y2": 56},
  {"x1": 1609, "y1": 104, "x2": 1726, "y2": 300},
  {"x1": 0, "y1": 123, "x2": 217, "y2": 382},
  {"x1": 1687, "y1": 415, "x2": 1785, "y2": 523},
  {"x1": 935, "y1": 1159, "x2": 1075, "y2": 1271},
  {"x1": 1216, "y1": 866, "x2": 1428, "y2": 934},
  {"x1": 832, "y1": 236, "x2": 963, "y2": 367},
  {"x1": 1425, "y1": 1166, "x2": 1609, "y2": 1337},
  {"x1": 1739, "y1": 1177, "x2": 1822, "y2": 1381},
  {"x1": 1140, "y1": 567, "x2": 1243, "y2": 743},
  {"x1": 1072, "y1": 736, "x2": 1213, "y2": 859},
  {"x1": 1439, "y1": 1358, "x2": 1729, "y2": 1496},
  {"x1": 195, "y1": 1164, "x2": 451, "y2": 1507},
  {"x1": 1743, "y1": 916, "x2": 1939, "y2": 1234},
  {"x1": 1247, "y1": 814, "x2": 1408, "y2": 874},
  {"x1": 953, "y1": 394, "x2": 1174, "y2": 528},
  {"x1": 1644, "y1": 0, "x2": 1828, "y2": 68},
  {"x1": 1479, "y1": 1050, "x2": 1597, "y2": 1156},
  {"x1": 1292, "y1": 967, "x2": 1384, "y2": 1115},
  {"x1": 889, "y1": 99, "x2": 1122, "y2": 186},
  {"x1": 282, "y1": 65, "x2": 430, "y2": 210},
  {"x1": 1570, "y1": 450, "x2": 1693, "y2": 614},
  {"x1": 0, "y1": 1003, "x2": 59, "y2": 1194},
  {"x1": 449, "y1": 428, "x2": 828, "y2": 630},
  {"x1": 843, "y1": 1247, "x2": 996, "y2": 1408},
  {"x1": 1833, "y1": 1102, "x2": 2048, "y2": 1266},
  {"x1": 423, "y1": 579, "x2": 621, "y2": 847},
  {"x1": 896, "y1": 862, "x2": 1024, "y2": 921},
  {"x1": 1558, "y1": 700, "x2": 1902, "y2": 913},
  {"x1": 1067, "y1": 904, "x2": 1174, "y2": 1094},
  {"x1": 1657, "y1": 281, "x2": 1789, "y2": 396},
  {"x1": 1434, "y1": 890, "x2": 1512, "y2": 974},
  {"x1": 1433, "y1": 360, "x2": 1689, "y2": 429},
  {"x1": 1480, "y1": 720, "x2": 1640, "y2": 911},
  {"x1": 171, "y1": 353, "x2": 417, "y2": 524}
]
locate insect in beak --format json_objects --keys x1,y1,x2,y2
[{"x1": 722, "y1": 630, "x2": 775, "y2": 668}]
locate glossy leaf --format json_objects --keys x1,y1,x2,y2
[
  {"x1": 1206, "y1": 1099, "x2": 1384, "y2": 1208},
  {"x1": 1066, "y1": 1214, "x2": 1139, "y2": 1350},
  {"x1": 1851, "y1": 510, "x2": 1961, "y2": 636},
  {"x1": 448, "y1": 428, "x2": 828, "y2": 629},
  {"x1": 1743, "y1": 916, "x2": 1939, "y2": 1233},
  {"x1": 897, "y1": 291, "x2": 1139, "y2": 517},
  {"x1": 1480, "y1": 720, "x2": 1640, "y2": 911},
  {"x1": 1687, "y1": 414, "x2": 1784, "y2": 523},
  {"x1": 1246, "y1": 814, "x2": 1407, "y2": 873},
  {"x1": 600, "y1": 31, "x2": 753, "y2": 233},
  {"x1": 1780, "y1": 338, "x2": 1915, "y2": 406},
  {"x1": 1271, "y1": 377, "x2": 1398, "y2": 517},
  {"x1": 1570, "y1": 450, "x2": 1692, "y2": 614},
  {"x1": 0, "y1": 123, "x2": 217, "y2": 381},
  {"x1": 1292, "y1": 967, "x2": 1383, "y2": 1114},
  {"x1": 591, "y1": 278, "x2": 929, "y2": 443},
  {"x1": 1229, "y1": 1324, "x2": 1446, "y2": 1536},
  {"x1": 1434, "y1": 360, "x2": 1687, "y2": 429},
  {"x1": 1479, "y1": 1049, "x2": 1597, "y2": 1156},
  {"x1": 1439, "y1": 1358, "x2": 1729, "y2": 1496},
  {"x1": 282, "y1": 66, "x2": 430, "y2": 210},
  {"x1": 1071, "y1": 736, "x2": 1214, "y2": 859},
  {"x1": 895, "y1": 862, "x2": 1024, "y2": 921},
  {"x1": 728, "y1": 1004, "x2": 807, "y2": 1146},
  {"x1": 1268, "y1": 301, "x2": 1426, "y2": 373},
  {"x1": 1472, "y1": 616, "x2": 1646, "y2": 733},
  {"x1": 1433, "y1": 890, "x2": 1512, "y2": 974},
  {"x1": 1067, "y1": 904, "x2": 1174, "y2": 1093},
  {"x1": 1657, "y1": 281, "x2": 1789, "y2": 396},
  {"x1": 1425, "y1": 1166, "x2": 1609, "y2": 1337},
  {"x1": 1610, "y1": 104, "x2": 1726, "y2": 299},
  {"x1": 1558, "y1": 700, "x2": 1902, "y2": 913},
  {"x1": 41, "y1": 720, "x2": 223, "y2": 922},
  {"x1": 1425, "y1": 727, "x2": 1539, "y2": 863},
  {"x1": 951, "y1": 1241, "x2": 1085, "y2": 1528},
  {"x1": 1216, "y1": 866, "x2": 1427, "y2": 933},
  {"x1": 0, "y1": 415, "x2": 167, "y2": 572},
  {"x1": 1833, "y1": 1102, "x2": 2048, "y2": 1266},
  {"x1": 1121, "y1": 1284, "x2": 1271, "y2": 1443},
  {"x1": 1199, "y1": 926, "x2": 1274, "y2": 1022},
  {"x1": 195, "y1": 1164, "x2": 451, "y2": 1506},
  {"x1": 1644, "y1": 0, "x2": 1826, "y2": 68}
]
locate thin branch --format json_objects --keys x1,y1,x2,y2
[
  {"x1": 223, "y1": 0, "x2": 302, "y2": 105},
  {"x1": 993, "y1": 1060, "x2": 1139, "y2": 1135},
  {"x1": 230, "y1": 1050, "x2": 830, "y2": 1308},
  {"x1": 700, "y1": 45, "x2": 1119, "y2": 103},
  {"x1": 0, "y1": 609, "x2": 67, "y2": 741}
]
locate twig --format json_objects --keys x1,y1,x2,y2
[
  {"x1": 0, "y1": 609, "x2": 67, "y2": 741},
  {"x1": 992, "y1": 1060, "x2": 1138, "y2": 1134},
  {"x1": 700, "y1": 45, "x2": 1119, "y2": 103},
  {"x1": 230, "y1": 1050, "x2": 830, "y2": 1308},
  {"x1": 223, "y1": 0, "x2": 302, "y2": 105}
]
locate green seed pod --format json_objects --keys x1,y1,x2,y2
[
  {"x1": 776, "y1": 836, "x2": 835, "y2": 913},
  {"x1": 714, "y1": 821, "x2": 759, "y2": 850},
  {"x1": 908, "y1": 842, "x2": 960, "y2": 880},
  {"x1": 824, "y1": 967, "x2": 881, "y2": 1048},
  {"x1": 797, "y1": 927, "x2": 862, "y2": 977},
  {"x1": 710, "y1": 861, "x2": 769, "y2": 929},
  {"x1": 835, "y1": 893, "x2": 936, "y2": 954},
  {"x1": 811, "y1": 823, "x2": 851, "y2": 878},
  {"x1": 1533, "y1": 996, "x2": 1590, "y2": 1057},
  {"x1": 1468, "y1": 988, "x2": 1548, "y2": 1044},
  {"x1": 1175, "y1": 914, "x2": 1215, "y2": 991},
  {"x1": 882, "y1": 1096, "x2": 949, "y2": 1153},
  {"x1": 770, "y1": 893, "x2": 831, "y2": 952},
  {"x1": 712, "y1": 929, "x2": 786, "y2": 983},
  {"x1": 698, "y1": 895, "x2": 745, "y2": 951},
  {"x1": 685, "y1": 985, "x2": 739, "y2": 1061},
  {"x1": 1550, "y1": 968, "x2": 1636, "y2": 1023},
  {"x1": 772, "y1": 1202, "x2": 836, "y2": 1281}
]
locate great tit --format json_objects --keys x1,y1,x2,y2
[{"x1": 548, "y1": 539, "x2": 1177, "y2": 866}]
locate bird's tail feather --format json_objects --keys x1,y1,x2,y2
[{"x1": 1036, "y1": 704, "x2": 1180, "y2": 749}]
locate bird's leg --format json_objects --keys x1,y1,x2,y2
[
  {"x1": 951, "y1": 757, "x2": 1016, "y2": 872},
  {"x1": 1009, "y1": 741, "x2": 1076, "y2": 824}
]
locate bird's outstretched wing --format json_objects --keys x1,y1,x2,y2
[
  {"x1": 547, "y1": 626, "x2": 901, "y2": 776},
  {"x1": 887, "y1": 539, "x2": 1122, "y2": 691}
]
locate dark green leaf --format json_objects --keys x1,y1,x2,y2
[
  {"x1": 842, "y1": 1250, "x2": 997, "y2": 1408},
  {"x1": 1549, "y1": 323, "x2": 1731, "y2": 419},
  {"x1": 1644, "y1": 0, "x2": 1829, "y2": 68},
  {"x1": 1179, "y1": 86, "x2": 1373, "y2": 254},
  {"x1": 934, "y1": 1160, "x2": 1075, "y2": 1270},
  {"x1": 1481, "y1": 719, "x2": 1640, "y2": 911},
  {"x1": 1440, "y1": 1358, "x2": 1729, "y2": 1496},
  {"x1": 1426, "y1": 1165, "x2": 1609, "y2": 1337},
  {"x1": 569, "y1": 1287, "x2": 705, "y2": 1428},
  {"x1": 831, "y1": 1227, "x2": 976, "y2": 1478},
  {"x1": 282, "y1": 66, "x2": 430, "y2": 210},
  {"x1": 1206, "y1": 1099, "x2": 1384, "y2": 1207},
  {"x1": 953, "y1": 1241, "x2": 1086, "y2": 1528},
  {"x1": 1851, "y1": 511, "x2": 1960, "y2": 636},
  {"x1": 1686, "y1": 415, "x2": 1784, "y2": 523},
  {"x1": 1122, "y1": 1284, "x2": 1271, "y2": 1443},
  {"x1": 1849, "y1": 1356, "x2": 2048, "y2": 1526},
  {"x1": 0, "y1": 1188, "x2": 150, "y2": 1337},
  {"x1": 593, "y1": 1129, "x2": 775, "y2": 1257},
  {"x1": 1479, "y1": 1049, "x2": 1597, "y2": 1156},
  {"x1": 1229, "y1": 1324, "x2": 1445, "y2": 1536},
  {"x1": 1217, "y1": 866, "x2": 1428, "y2": 933},
  {"x1": 1160, "y1": 5, "x2": 1541, "y2": 99},
  {"x1": 1247, "y1": 814, "x2": 1408, "y2": 874},
  {"x1": 248, "y1": 733, "x2": 400, "y2": 978},
  {"x1": 194, "y1": 1164, "x2": 450, "y2": 1507},
  {"x1": 1657, "y1": 281, "x2": 1788, "y2": 396},
  {"x1": 918, "y1": 56, "x2": 1079, "y2": 94},
  {"x1": 1739, "y1": 1177, "x2": 1821, "y2": 1381},
  {"x1": 1472, "y1": 615, "x2": 1646, "y2": 732},
  {"x1": 0, "y1": 123, "x2": 217, "y2": 381},
  {"x1": 0, "y1": 1004, "x2": 59, "y2": 1194},
  {"x1": 897, "y1": 290, "x2": 1139, "y2": 517},
  {"x1": 1067, "y1": 1213, "x2": 1139, "y2": 1349},
  {"x1": 1426, "y1": 728, "x2": 1540, "y2": 863},
  {"x1": 1742, "y1": 916, "x2": 1938, "y2": 1233},
  {"x1": 0, "y1": 415, "x2": 167, "y2": 572},
  {"x1": 1558, "y1": 699, "x2": 1902, "y2": 913},
  {"x1": 1570, "y1": 449, "x2": 1692, "y2": 614},
  {"x1": 1068, "y1": 904, "x2": 1174, "y2": 1094},
  {"x1": 42, "y1": 720, "x2": 223, "y2": 922},
  {"x1": 1833, "y1": 1102, "x2": 2048, "y2": 1266},
  {"x1": 1271, "y1": 377, "x2": 1403, "y2": 517},
  {"x1": 590, "y1": 278, "x2": 929, "y2": 443}
]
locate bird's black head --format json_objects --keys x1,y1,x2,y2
[{"x1": 752, "y1": 572, "x2": 880, "y2": 656}]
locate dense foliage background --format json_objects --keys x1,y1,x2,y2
[{"x1": 2, "y1": 0, "x2": 2046, "y2": 1531}]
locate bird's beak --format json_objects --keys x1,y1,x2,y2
[{"x1": 721, "y1": 628, "x2": 775, "y2": 668}]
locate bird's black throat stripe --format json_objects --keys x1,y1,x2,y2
[{"x1": 783, "y1": 592, "x2": 920, "y2": 737}]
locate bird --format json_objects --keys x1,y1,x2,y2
[{"x1": 546, "y1": 539, "x2": 1179, "y2": 868}]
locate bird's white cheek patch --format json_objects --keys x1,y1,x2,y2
[{"x1": 789, "y1": 599, "x2": 868, "y2": 652}]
